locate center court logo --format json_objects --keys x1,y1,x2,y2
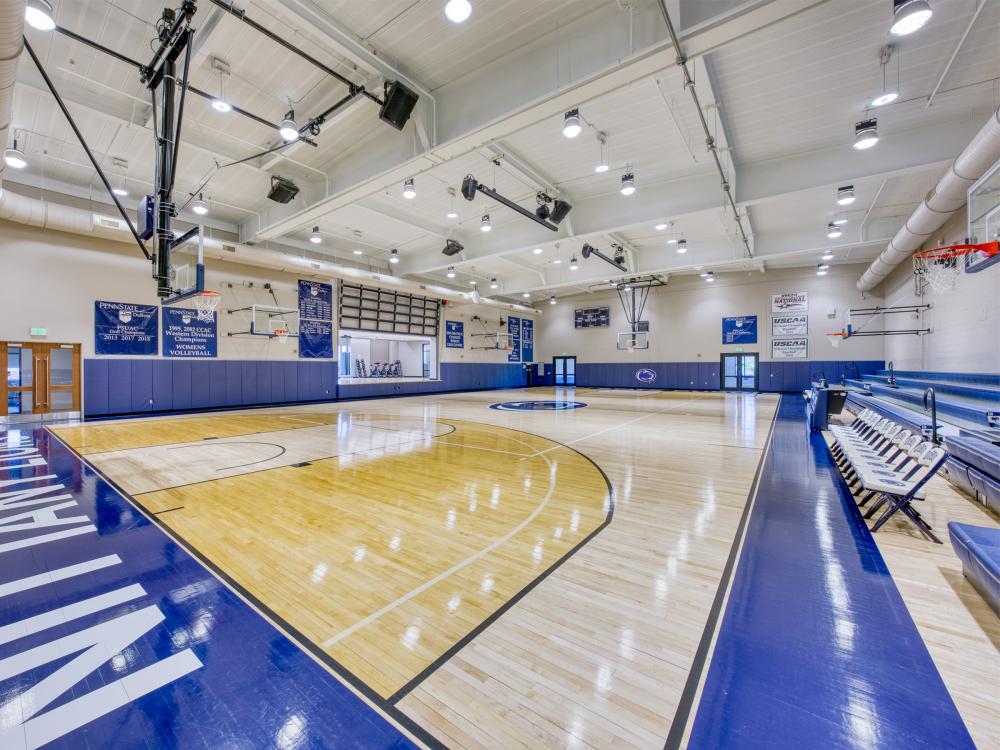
[
  {"x1": 635, "y1": 368, "x2": 657, "y2": 384},
  {"x1": 489, "y1": 401, "x2": 587, "y2": 411}
]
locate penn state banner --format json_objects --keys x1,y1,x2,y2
[
  {"x1": 94, "y1": 301, "x2": 158, "y2": 355},
  {"x1": 162, "y1": 307, "x2": 217, "y2": 357},
  {"x1": 722, "y1": 315, "x2": 758, "y2": 345},
  {"x1": 445, "y1": 320, "x2": 464, "y2": 348},
  {"x1": 521, "y1": 318, "x2": 534, "y2": 362},
  {"x1": 298, "y1": 280, "x2": 333, "y2": 320},
  {"x1": 507, "y1": 316, "x2": 521, "y2": 362},
  {"x1": 299, "y1": 319, "x2": 333, "y2": 359}
]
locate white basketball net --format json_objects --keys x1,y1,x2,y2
[
  {"x1": 274, "y1": 329, "x2": 290, "y2": 344},
  {"x1": 194, "y1": 291, "x2": 221, "y2": 322},
  {"x1": 913, "y1": 255, "x2": 959, "y2": 295}
]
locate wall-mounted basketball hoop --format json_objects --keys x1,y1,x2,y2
[
  {"x1": 193, "y1": 290, "x2": 222, "y2": 322},
  {"x1": 912, "y1": 241, "x2": 998, "y2": 295}
]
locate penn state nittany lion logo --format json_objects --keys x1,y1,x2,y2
[
  {"x1": 181, "y1": 314, "x2": 192, "y2": 325},
  {"x1": 636, "y1": 368, "x2": 657, "y2": 384},
  {"x1": 118, "y1": 310, "x2": 132, "y2": 324}
]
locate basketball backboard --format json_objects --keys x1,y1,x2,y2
[
  {"x1": 250, "y1": 304, "x2": 300, "y2": 338},
  {"x1": 164, "y1": 226, "x2": 205, "y2": 303},
  {"x1": 967, "y1": 159, "x2": 1000, "y2": 273},
  {"x1": 617, "y1": 331, "x2": 650, "y2": 351}
]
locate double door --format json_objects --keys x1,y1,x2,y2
[
  {"x1": 2, "y1": 342, "x2": 81, "y2": 421},
  {"x1": 553, "y1": 356, "x2": 576, "y2": 386},
  {"x1": 721, "y1": 353, "x2": 758, "y2": 392}
]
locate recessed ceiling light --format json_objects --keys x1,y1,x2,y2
[
  {"x1": 562, "y1": 109, "x2": 582, "y2": 138},
  {"x1": 655, "y1": 223, "x2": 667, "y2": 231},
  {"x1": 444, "y1": 0, "x2": 472, "y2": 23},
  {"x1": 853, "y1": 119, "x2": 879, "y2": 150},
  {"x1": 837, "y1": 185, "x2": 856, "y2": 206},
  {"x1": 532, "y1": 247, "x2": 543, "y2": 255},
  {"x1": 890, "y1": 0, "x2": 932, "y2": 36},
  {"x1": 25, "y1": 0, "x2": 56, "y2": 31}
]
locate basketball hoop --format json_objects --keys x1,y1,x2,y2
[
  {"x1": 826, "y1": 332, "x2": 848, "y2": 348},
  {"x1": 274, "y1": 328, "x2": 290, "y2": 344},
  {"x1": 627, "y1": 342, "x2": 636, "y2": 353},
  {"x1": 194, "y1": 290, "x2": 222, "y2": 322},
  {"x1": 912, "y1": 241, "x2": 998, "y2": 295}
]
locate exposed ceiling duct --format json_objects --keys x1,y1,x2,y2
[
  {"x1": 857, "y1": 105, "x2": 1000, "y2": 292},
  {"x1": 0, "y1": 1, "x2": 27, "y2": 190}
]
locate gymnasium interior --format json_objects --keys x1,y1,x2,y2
[{"x1": 1, "y1": 1, "x2": 999, "y2": 748}]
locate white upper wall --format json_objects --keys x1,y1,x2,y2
[{"x1": 535, "y1": 264, "x2": 885, "y2": 364}]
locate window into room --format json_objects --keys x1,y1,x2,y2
[{"x1": 338, "y1": 331, "x2": 438, "y2": 382}]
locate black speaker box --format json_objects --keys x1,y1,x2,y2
[
  {"x1": 267, "y1": 176, "x2": 300, "y2": 204},
  {"x1": 379, "y1": 81, "x2": 419, "y2": 131}
]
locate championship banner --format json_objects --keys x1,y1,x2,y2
[
  {"x1": 445, "y1": 321, "x2": 464, "y2": 348},
  {"x1": 771, "y1": 291, "x2": 808, "y2": 312},
  {"x1": 508, "y1": 316, "x2": 521, "y2": 362},
  {"x1": 772, "y1": 313, "x2": 808, "y2": 336},
  {"x1": 772, "y1": 337, "x2": 808, "y2": 359},
  {"x1": 299, "y1": 319, "x2": 333, "y2": 359},
  {"x1": 162, "y1": 307, "x2": 217, "y2": 358},
  {"x1": 722, "y1": 315, "x2": 758, "y2": 345},
  {"x1": 94, "y1": 301, "x2": 158, "y2": 355},
  {"x1": 521, "y1": 318, "x2": 534, "y2": 362},
  {"x1": 298, "y1": 280, "x2": 333, "y2": 320}
]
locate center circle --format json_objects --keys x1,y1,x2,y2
[{"x1": 489, "y1": 401, "x2": 588, "y2": 411}]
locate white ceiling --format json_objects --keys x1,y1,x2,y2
[{"x1": 5, "y1": 0, "x2": 999, "y2": 302}]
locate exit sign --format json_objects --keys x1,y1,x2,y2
[
  {"x1": 29, "y1": 327, "x2": 47, "y2": 337},
  {"x1": 736, "y1": 346, "x2": 744, "y2": 353}
]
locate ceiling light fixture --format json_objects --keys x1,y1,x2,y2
[
  {"x1": 569, "y1": 256, "x2": 579, "y2": 271},
  {"x1": 211, "y1": 64, "x2": 232, "y2": 112},
  {"x1": 837, "y1": 185, "x2": 856, "y2": 206},
  {"x1": 522, "y1": 292, "x2": 530, "y2": 298},
  {"x1": 562, "y1": 109, "x2": 582, "y2": 138},
  {"x1": 853, "y1": 118, "x2": 879, "y2": 150},
  {"x1": 549, "y1": 295, "x2": 556, "y2": 305},
  {"x1": 826, "y1": 222, "x2": 842, "y2": 239},
  {"x1": 112, "y1": 185, "x2": 129, "y2": 197},
  {"x1": 667, "y1": 238, "x2": 678, "y2": 244},
  {"x1": 279, "y1": 111, "x2": 299, "y2": 141},
  {"x1": 480, "y1": 213, "x2": 491, "y2": 232},
  {"x1": 871, "y1": 44, "x2": 899, "y2": 107},
  {"x1": 389, "y1": 249, "x2": 400, "y2": 264},
  {"x1": 489, "y1": 277, "x2": 498, "y2": 289},
  {"x1": 595, "y1": 131, "x2": 609, "y2": 172},
  {"x1": 817, "y1": 263, "x2": 829, "y2": 276},
  {"x1": 25, "y1": 0, "x2": 56, "y2": 31},
  {"x1": 446, "y1": 266, "x2": 456, "y2": 278},
  {"x1": 353, "y1": 248, "x2": 363, "y2": 256},
  {"x1": 553, "y1": 258, "x2": 562, "y2": 265},
  {"x1": 532, "y1": 247, "x2": 543, "y2": 255},
  {"x1": 677, "y1": 239, "x2": 688, "y2": 254},
  {"x1": 447, "y1": 187, "x2": 458, "y2": 218},
  {"x1": 469, "y1": 280, "x2": 477, "y2": 286},
  {"x1": 4, "y1": 140, "x2": 27, "y2": 170},
  {"x1": 704, "y1": 271, "x2": 715, "y2": 282},
  {"x1": 620, "y1": 172, "x2": 636, "y2": 196},
  {"x1": 832, "y1": 216, "x2": 848, "y2": 226},
  {"x1": 890, "y1": 0, "x2": 932, "y2": 36},
  {"x1": 402, "y1": 178, "x2": 416, "y2": 199},
  {"x1": 444, "y1": 0, "x2": 472, "y2": 23},
  {"x1": 871, "y1": 92, "x2": 898, "y2": 107},
  {"x1": 821, "y1": 250, "x2": 834, "y2": 261},
  {"x1": 655, "y1": 223, "x2": 667, "y2": 231},
  {"x1": 309, "y1": 227, "x2": 322, "y2": 244},
  {"x1": 191, "y1": 194, "x2": 209, "y2": 216}
]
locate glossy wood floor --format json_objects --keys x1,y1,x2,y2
[{"x1": 53, "y1": 389, "x2": 777, "y2": 748}]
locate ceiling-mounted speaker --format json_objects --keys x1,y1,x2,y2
[
  {"x1": 461, "y1": 175, "x2": 478, "y2": 201},
  {"x1": 549, "y1": 199, "x2": 573, "y2": 225},
  {"x1": 581, "y1": 243, "x2": 594, "y2": 259},
  {"x1": 379, "y1": 81, "x2": 419, "y2": 130},
  {"x1": 442, "y1": 239, "x2": 464, "y2": 256},
  {"x1": 267, "y1": 175, "x2": 300, "y2": 204}
]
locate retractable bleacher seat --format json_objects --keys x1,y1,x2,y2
[{"x1": 948, "y1": 522, "x2": 1000, "y2": 617}]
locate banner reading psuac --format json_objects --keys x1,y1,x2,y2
[
  {"x1": 162, "y1": 307, "x2": 217, "y2": 357},
  {"x1": 521, "y1": 318, "x2": 534, "y2": 362},
  {"x1": 298, "y1": 280, "x2": 333, "y2": 320},
  {"x1": 298, "y1": 280, "x2": 333, "y2": 359},
  {"x1": 507, "y1": 316, "x2": 521, "y2": 362},
  {"x1": 94, "y1": 301, "x2": 158, "y2": 355}
]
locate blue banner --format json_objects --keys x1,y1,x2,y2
[
  {"x1": 445, "y1": 320, "x2": 464, "y2": 348},
  {"x1": 94, "y1": 301, "x2": 158, "y2": 355},
  {"x1": 298, "y1": 280, "x2": 333, "y2": 320},
  {"x1": 162, "y1": 307, "x2": 217, "y2": 358},
  {"x1": 521, "y1": 318, "x2": 533, "y2": 362},
  {"x1": 508, "y1": 316, "x2": 521, "y2": 362},
  {"x1": 299, "y1": 319, "x2": 333, "y2": 359},
  {"x1": 722, "y1": 315, "x2": 758, "y2": 345}
]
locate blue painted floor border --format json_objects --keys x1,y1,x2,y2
[
  {"x1": 0, "y1": 428, "x2": 428, "y2": 749},
  {"x1": 687, "y1": 397, "x2": 976, "y2": 749}
]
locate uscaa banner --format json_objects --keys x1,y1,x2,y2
[
  {"x1": 772, "y1": 337, "x2": 808, "y2": 359},
  {"x1": 299, "y1": 319, "x2": 333, "y2": 359},
  {"x1": 95, "y1": 301, "x2": 158, "y2": 355},
  {"x1": 722, "y1": 315, "x2": 758, "y2": 345},
  {"x1": 162, "y1": 307, "x2": 217, "y2": 357},
  {"x1": 771, "y1": 313, "x2": 808, "y2": 336}
]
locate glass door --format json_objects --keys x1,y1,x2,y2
[
  {"x1": 553, "y1": 356, "x2": 576, "y2": 386},
  {"x1": 720, "y1": 353, "x2": 758, "y2": 392},
  {"x1": 2, "y1": 342, "x2": 81, "y2": 422}
]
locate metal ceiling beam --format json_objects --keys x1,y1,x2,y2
[{"x1": 243, "y1": 0, "x2": 828, "y2": 243}]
